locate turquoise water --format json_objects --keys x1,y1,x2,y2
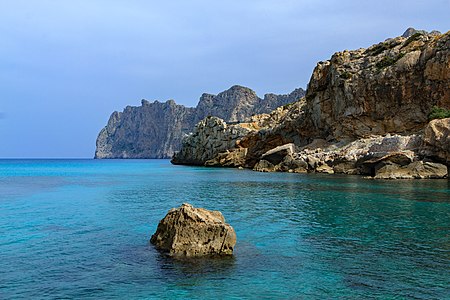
[{"x1": 1, "y1": 159, "x2": 449, "y2": 299}]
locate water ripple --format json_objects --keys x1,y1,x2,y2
[{"x1": 0, "y1": 160, "x2": 449, "y2": 299}]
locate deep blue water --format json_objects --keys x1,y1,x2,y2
[{"x1": 0, "y1": 159, "x2": 449, "y2": 299}]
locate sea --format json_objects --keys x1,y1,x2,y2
[{"x1": 0, "y1": 159, "x2": 449, "y2": 299}]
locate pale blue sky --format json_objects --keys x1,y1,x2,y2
[{"x1": 0, "y1": 0, "x2": 448, "y2": 158}]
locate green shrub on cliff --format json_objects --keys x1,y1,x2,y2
[
  {"x1": 402, "y1": 32, "x2": 423, "y2": 48},
  {"x1": 428, "y1": 106, "x2": 450, "y2": 120},
  {"x1": 366, "y1": 42, "x2": 395, "y2": 56},
  {"x1": 340, "y1": 72, "x2": 352, "y2": 79},
  {"x1": 282, "y1": 102, "x2": 293, "y2": 109},
  {"x1": 376, "y1": 53, "x2": 405, "y2": 69}
]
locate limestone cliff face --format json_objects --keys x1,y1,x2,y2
[
  {"x1": 95, "y1": 85, "x2": 305, "y2": 158},
  {"x1": 196, "y1": 86, "x2": 258, "y2": 123},
  {"x1": 421, "y1": 118, "x2": 450, "y2": 163},
  {"x1": 302, "y1": 29, "x2": 449, "y2": 139},
  {"x1": 95, "y1": 100, "x2": 196, "y2": 159},
  {"x1": 171, "y1": 116, "x2": 255, "y2": 166},
  {"x1": 196, "y1": 86, "x2": 306, "y2": 122},
  {"x1": 173, "y1": 29, "x2": 450, "y2": 179},
  {"x1": 171, "y1": 102, "x2": 305, "y2": 166},
  {"x1": 239, "y1": 29, "x2": 450, "y2": 165}
]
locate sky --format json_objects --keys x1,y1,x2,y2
[{"x1": 0, "y1": 0, "x2": 449, "y2": 158}]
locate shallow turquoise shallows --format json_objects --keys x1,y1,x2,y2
[{"x1": 1, "y1": 159, "x2": 449, "y2": 299}]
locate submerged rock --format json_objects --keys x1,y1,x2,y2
[{"x1": 150, "y1": 203, "x2": 236, "y2": 257}]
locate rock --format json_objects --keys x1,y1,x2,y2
[
  {"x1": 362, "y1": 151, "x2": 415, "y2": 167},
  {"x1": 261, "y1": 143, "x2": 296, "y2": 165},
  {"x1": 280, "y1": 156, "x2": 308, "y2": 173},
  {"x1": 301, "y1": 136, "x2": 419, "y2": 176},
  {"x1": 401, "y1": 27, "x2": 428, "y2": 38},
  {"x1": 253, "y1": 160, "x2": 276, "y2": 172},
  {"x1": 301, "y1": 139, "x2": 330, "y2": 150},
  {"x1": 205, "y1": 148, "x2": 248, "y2": 167},
  {"x1": 374, "y1": 161, "x2": 448, "y2": 179},
  {"x1": 172, "y1": 101, "x2": 307, "y2": 167},
  {"x1": 197, "y1": 85, "x2": 305, "y2": 123},
  {"x1": 306, "y1": 155, "x2": 320, "y2": 169},
  {"x1": 95, "y1": 100, "x2": 196, "y2": 159},
  {"x1": 421, "y1": 118, "x2": 450, "y2": 164},
  {"x1": 301, "y1": 30, "x2": 450, "y2": 140},
  {"x1": 95, "y1": 86, "x2": 305, "y2": 159},
  {"x1": 150, "y1": 203, "x2": 236, "y2": 257},
  {"x1": 332, "y1": 161, "x2": 359, "y2": 175},
  {"x1": 171, "y1": 117, "x2": 254, "y2": 165},
  {"x1": 316, "y1": 164, "x2": 334, "y2": 174}
]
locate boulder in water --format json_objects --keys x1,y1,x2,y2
[{"x1": 150, "y1": 203, "x2": 236, "y2": 257}]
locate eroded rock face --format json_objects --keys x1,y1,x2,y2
[
  {"x1": 95, "y1": 86, "x2": 305, "y2": 159},
  {"x1": 253, "y1": 160, "x2": 277, "y2": 172},
  {"x1": 373, "y1": 161, "x2": 448, "y2": 179},
  {"x1": 421, "y1": 118, "x2": 450, "y2": 164},
  {"x1": 205, "y1": 148, "x2": 248, "y2": 167},
  {"x1": 95, "y1": 100, "x2": 196, "y2": 159},
  {"x1": 301, "y1": 30, "x2": 450, "y2": 140},
  {"x1": 196, "y1": 86, "x2": 305, "y2": 123},
  {"x1": 150, "y1": 203, "x2": 236, "y2": 256},
  {"x1": 252, "y1": 135, "x2": 422, "y2": 176},
  {"x1": 171, "y1": 116, "x2": 255, "y2": 165},
  {"x1": 171, "y1": 103, "x2": 306, "y2": 166},
  {"x1": 261, "y1": 143, "x2": 297, "y2": 165}
]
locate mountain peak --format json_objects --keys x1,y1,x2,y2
[{"x1": 401, "y1": 27, "x2": 440, "y2": 38}]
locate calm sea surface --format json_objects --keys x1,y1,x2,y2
[{"x1": 0, "y1": 159, "x2": 449, "y2": 299}]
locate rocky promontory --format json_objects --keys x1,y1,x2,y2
[
  {"x1": 95, "y1": 86, "x2": 305, "y2": 158},
  {"x1": 172, "y1": 29, "x2": 450, "y2": 179}
]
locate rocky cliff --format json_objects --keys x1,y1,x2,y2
[
  {"x1": 95, "y1": 85, "x2": 305, "y2": 158},
  {"x1": 171, "y1": 102, "x2": 304, "y2": 166},
  {"x1": 172, "y1": 28, "x2": 450, "y2": 179},
  {"x1": 301, "y1": 28, "x2": 448, "y2": 140}
]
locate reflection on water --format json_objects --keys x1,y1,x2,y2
[{"x1": 156, "y1": 253, "x2": 236, "y2": 280}]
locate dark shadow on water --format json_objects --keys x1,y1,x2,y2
[
  {"x1": 153, "y1": 249, "x2": 237, "y2": 290},
  {"x1": 155, "y1": 250, "x2": 236, "y2": 279}
]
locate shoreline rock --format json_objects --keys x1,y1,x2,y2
[
  {"x1": 421, "y1": 118, "x2": 450, "y2": 164},
  {"x1": 171, "y1": 116, "x2": 254, "y2": 166}
]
